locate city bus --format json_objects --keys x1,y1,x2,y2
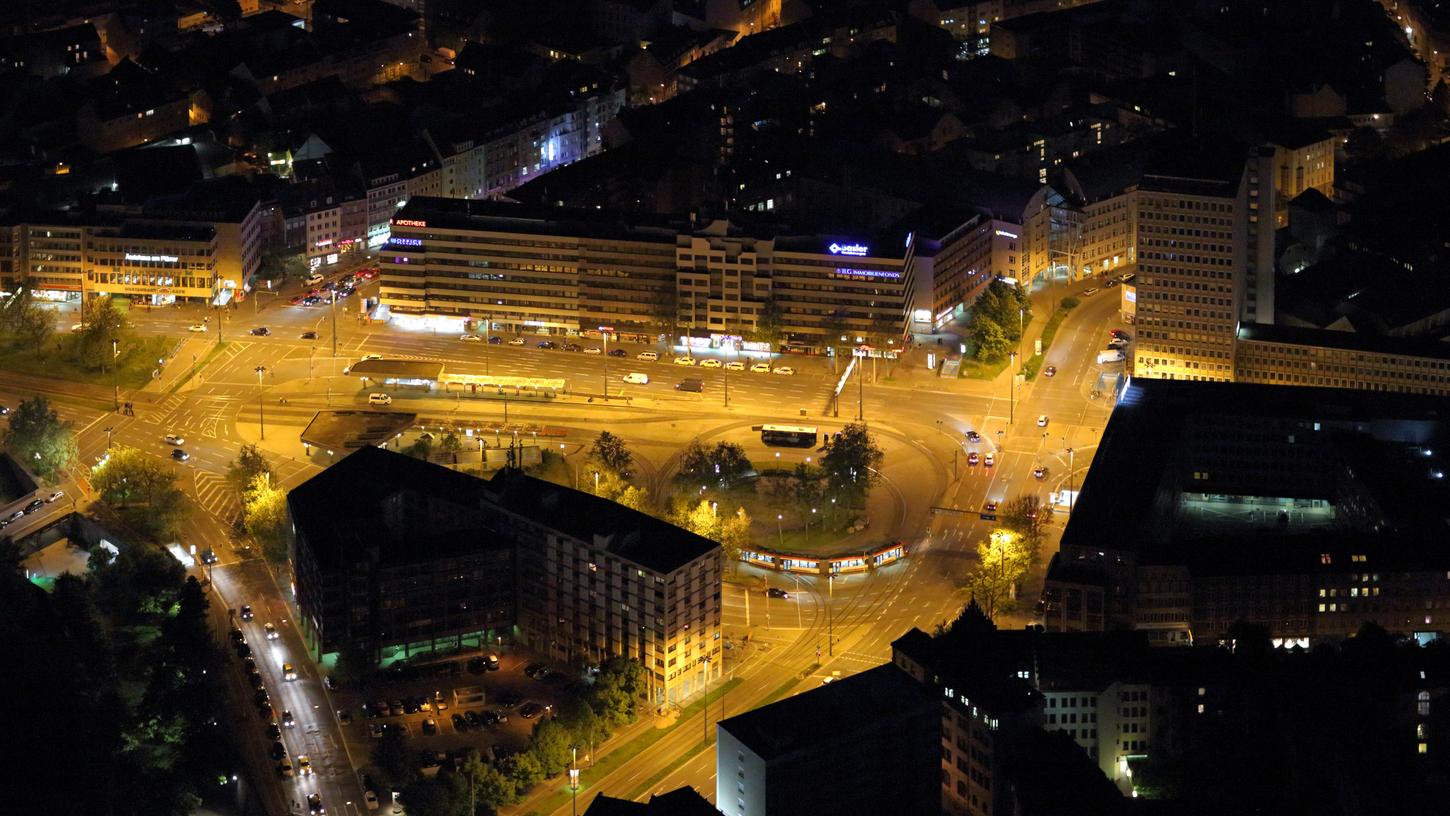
[{"x1": 761, "y1": 424, "x2": 818, "y2": 447}]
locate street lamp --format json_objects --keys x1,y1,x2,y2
[
  {"x1": 1008, "y1": 351, "x2": 1018, "y2": 426},
  {"x1": 569, "y1": 746, "x2": 580, "y2": 816},
  {"x1": 776, "y1": 514, "x2": 784, "y2": 548},
  {"x1": 700, "y1": 656, "x2": 713, "y2": 747},
  {"x1": 103, "y1": 426, "x2": 113, "y2": 450},
  {"x1": 111, "y1": 339, "x2": 120, "y2": 411},
  {"x1": 254, "y1": 365, "x2": 268, "y2": 440}
]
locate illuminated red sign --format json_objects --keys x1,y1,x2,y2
[{"x1": 394, "y1": 219, "x2": 428, "y2": 228}]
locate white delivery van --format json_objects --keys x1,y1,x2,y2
[
  {"x1": 1096, "y1": 350, "x2": 1126, "y2": 365},
  {"x1": 368, "y1": 393, "x2": 393, "y2": 405}
]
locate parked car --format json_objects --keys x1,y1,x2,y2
[
  {"x1": 562, "y1": 343, "x2": 582, "y2": 352},
  {"x1": 608, "y1": 348, "x2": 627, "y2": 357},
  {"x1": 488, "y1": 336, "x2": 503, "y2": 344},
  {"x1": 459, "y1": 334, "x2": 481, "y2": 342},
  {"x1": 368, "y1": 393, "x2": 392, "y2": 406},
  {"x1": 24, "y1": 499, "x2": 43, "y2": 514},
  {"x1": 536, "y1": 340, "x2": 557, "y2": 350},
  {"x1": 699, "y1": 359, "x2": 722, "y2": 368},
  {"x1": 277, "y1": 759, "x2": 294, "y2": 778},
  {"x1": 237, "y1": 642, "x2": 252, "y2": 659},
  {"x1": 673, "y1": 356, "x2": 696, "y2": 366},
  {"x1": 452, "y1": 713, "x2": 468, "y2": 731},
  {"x1": 520, "y1": 702, "x2": 545, "y2": 719},
  {"x1": 508, "y1": 337, "x2": 525, "y2": 345},
  {"x1": 725, "y1": 360, "x2": 745, "y2": 371},
  {"x1": 524, "y1": 663, "x2": 550, "y2": 680},
  {"x1": 750, "y1": 362, "x2": 771, "y2": 373},
  {"x1": 637, "y1": 351, "x2": 659, "y2": 361},
  {"x1": 422, "y1": 717, "x2": 438, "y2": 735},
  {"x1": 584, "y1": 346, "x2": 602, "y2": 355},
  {"x1": 772, "y1": 367, "x2": 795, "y2": 376}
]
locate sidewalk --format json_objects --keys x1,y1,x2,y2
[{"x1": 139, "y1": 337, "x2": 214, "y2": 396}]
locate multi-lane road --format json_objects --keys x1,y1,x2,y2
[{"x1": 3, "y1": 260, "x2": 1131, "y2": 815}]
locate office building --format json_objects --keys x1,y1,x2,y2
[
  {"x1": 1131, "y1": 142, "x2": 1275, "y2": 382},
  {"x1": 380, "y1": 198, "x2": 914, "y2": 352},
  {"x1": 288, "y1": 446, "x2": 723, "y2": 704},
  {"x1": 287, "y1": 447, "x2": 516, "y2": 663},
  {"x1": 1040, "y1": 379, "x2": 1450, "y2": 645},
  {"x1": 715, "y1": 664, "x2": 940, "y2": 816}
]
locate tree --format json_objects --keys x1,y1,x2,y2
[
  {"x1": 528, "y1": 719, "x2": 574, "y2": 778},
  {"x1": 91, "y1": 445, "x2": 188, "y2": 540},
  {"x1": 0, "y1": 282, "x2": 53, "y2": 352},
  {"x1": 963, "y1": 529, "x2": 1031, "y2": 620},
  {"x1": 650, "y1": 287, "x2": 681, "y2": 346},
  {"x1": 474, "y1": 761, "x2": 519, "y2": 807},
  {"x1": 398, "y1": 779, "x2": 452, "y2": 816},
  {"x1": 974, "y1": 279, "x2": 1030, "y2": 341},
  {"x1": 590, "y1": 431, "x2": 633, "y2": 476},
  {"x1": 503, "y1": 751, "x2": 544, "y2": 789},
  {"x1": 1000, "y1": 495, "x2": 1053, "y2": 569},
  {"x1": 259, "y1": 247, "x2": 307, "y2": 284},
  {"x1": 750, "y1": 298, "x2": 783, "y2": 354},
  {"x1": 3, "y1": 395, "x2": 77, "y2": 480},
  {"x1": 242, "y1": 473, "x2": 290, "y2": 562},
  {"x1": 820, "y1": 422, "x2": 883, "y2": 506},
  {"x1": 404, "y1": 437, "x2": 433, "y2": 461},
  {"x1": 557, "y1": 696, "x2": 604, "y2": 748},
  {"x1": 372, "y1": 723, "x2": 413, "y2": 791},
  {"x1": 74, "y1": 295, "x2": 129, "y2": 372},
  {"x1": 719, "y1": 506, "x2": 753, "y2": 564},
  {"x1": 226, "y1": 444, "x2": 272, "y2": 495},
  {"x1": 970, "y1": 316, "x2": 1010, "y2": 362},
  {"x1": 614, "y1": 484, "x2": 648, "y2": 512},
  {"x1": 588, "y1": 656, "x2": 646, "y2": 726},
  {"x1": 439, "y1": 431, "x2": 462, "y2": 464}
]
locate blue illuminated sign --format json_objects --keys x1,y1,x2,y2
[
  {"x1": 392, "y1": 238, "x2": 423, "y2": 247},
  {"x1": 828, "y1": 242, "x2": 870, "y2": 257},
  {"x1": 835, "y1": 268, "x2": 901, "y2": 280}
]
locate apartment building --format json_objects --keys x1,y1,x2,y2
[
  {"x1": 494, "y1": 469, "x2": 721, "y2": 705},
  {"x1": 381, "y1": 198, "x2": 914, "y2": 350},
  {"x1": 288, "y1": 446, "x2": 724, "y2": 705}
]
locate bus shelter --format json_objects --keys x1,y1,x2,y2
[{"x1": 440, "y1": 373, "x2": 566, "y2": 397}]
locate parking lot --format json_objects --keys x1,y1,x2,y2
[{"x1": 335, "y1": 650, "x2": 573, "y2": 765}]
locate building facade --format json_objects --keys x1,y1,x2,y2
[
  {"x1": 379, "y1": 198, "x2": 915, "y2": 350},
  {"x1": 288, "y1": 447, "x2": 724, "y2": 705}
]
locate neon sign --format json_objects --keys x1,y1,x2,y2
[
  {"x1": 394, "y1": 219, "x2": 427, "y2": 228},
  {"x1": 993, "y1": 229, "x2": 1018, "y2": 239},
  {"x1": 828, "y1": 242, "x2": 869, "y2": 257},
  {"x1": 834, "y1": 268, "x2": 901, "y2": 280},
  {"x1": 125, "y1": 253, "x2": 179, "y2": 263},
  {"x1": 392, "y1": 238, "x2": 423, "y2": 246}
]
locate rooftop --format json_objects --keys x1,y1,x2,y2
[
  {"x1": 717, "y1": 663, "x2": 936, "y2": 763},
  {"x1": 484, "y1": 469, "x2": 720, "y2": 575},
  {"x1": 1058, "y1": 380, "x2": 1450, "y2": 564},
  {"x1": 298, "y1": 409, "x2": 417, "y2": 454},
  {"x1": 582, "y1": 786, "x2": 720, "y2": 816},
  {"x1": 1237, "y1": 322, "x2": 1450, "y2": 362}
]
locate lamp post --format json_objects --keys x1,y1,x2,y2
[
  {"x1": 600, "y1": 326, "x2": 611, "y2": 400},
  {"x1": 255, "y1": 365, "x2": 267, "y2": 440},
  {"x1": 1066, "y1": 446, "x2": 1076, "y2": 513},
  {"x1": 1008, "y1": 351, "x2": 1018, "y2": 426},
  {"x1": 331, "y1": 290, "x2": 339, "y2": 360},
  {"x1": 776, "y1": 514, "x2": 783, "y2": 548},
  {"x1": 700, "y1": 655, "x2": 713, "y2": 747},
  {"x1": 103, "y1": 426, "x2": 113, "y2": 450},
  {"x1": 593, "y1": 470, "x2": 600, "y2": 495},
  {"x1": 111, "y1": 339, "x2": 120, "y2": 411},
  {"x1": 569, "y1": 747, "x2": 579, "y2": 816}
]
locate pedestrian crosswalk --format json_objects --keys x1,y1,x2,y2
[
  {"x1": 141, "y1": 394, "x2": 185, "y2": 425},
  {"x1": 193, "y1": 470, "x2": 240, "y2": 526}
]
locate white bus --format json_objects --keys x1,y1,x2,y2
[{"x1": 761, "y1": 424, "x2": 818, "y2": 448}]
